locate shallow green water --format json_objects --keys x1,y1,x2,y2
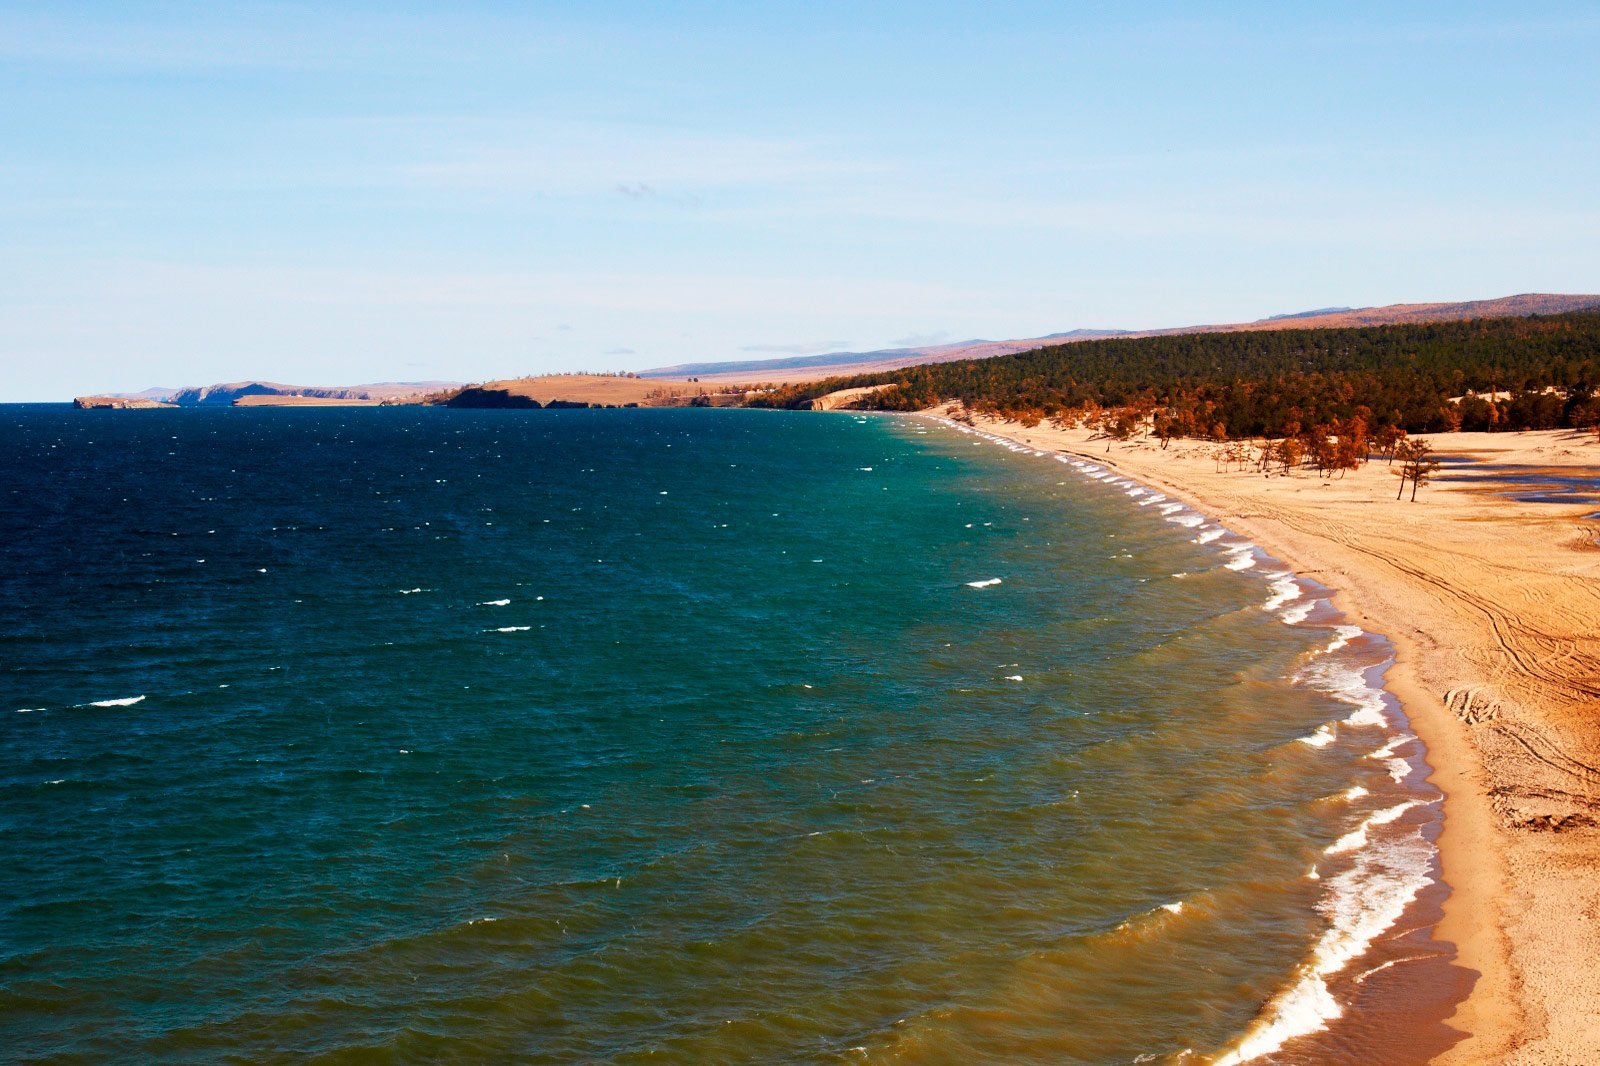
[{"x1": 1, "y1": 407, "x2": 1439, "y2": 1063}]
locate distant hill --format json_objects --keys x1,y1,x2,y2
[
  {"x1": 84, "y1": 380, "x2": 462, "y2": 407},
  {"x1": 1263, "y1": 307, "x2": 1354, "y2": 321},
  {"x1": 644, "y1": 294, "x2": 1600, "y2": 383},
  {"x1": 442, "y1": 374, "x2": 745, "y2": 409}
]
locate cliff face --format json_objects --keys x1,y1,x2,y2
[{"x1": 799, "y1": 385, "x2": 892, "y2": 411}]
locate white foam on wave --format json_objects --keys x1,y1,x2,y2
[
  {"x1": 1280, "y1": 601, "x2": 1315, "y2": 625},
  {"x1": 1263, "y1": 573, "x2": 1301, "y2": 611},
  {"x1": 1160, "y1": 901, "x2": 1185, "y2": 915},
  {"x1": 1368, "y1": 736, "x2": 1405, "y2": 761},
  {"x1": 965, "y1": 578, "x2": 1003, "y2": 589},
  {"x1": 489, "y1": 626, "x2": 531, "y2": 633},
  {"x1": 1167, "y1": 513, "x2": 1205, "y2": 528},
  {"x1": 1212, "y1": 801, "x2": 1435, "y2": 1064},
  {"x1": 1300, "y1": 658, "x2": 1389, "y2": 729},
  {"x1": 1157, "y1": 502, "x2": 1185, "y2": 515},
  {"x1": 1224, "y1": 551, "x2": 1255, "y2": 571},
  {"x1": 1299, "y1": 724, "x2": 1337, "y2": 748},
  {"x1": 479, "y1": 598, "x2": 511, "y2": 606},
  {"x1": 86, "y1": 696, "x2": 145, "y2": 708},
  {"x1": 1326, "y1": 800, "x2": 1424, "y2": 855},
  {"x1": 1194, "y1": 528, "x2": 1225, "y2": 544},
  {"x1": 1320, "y1": 625, "x2": 1363, "y2": 655}
]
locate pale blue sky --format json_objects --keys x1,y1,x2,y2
[{"x1": 3, "y1": 2, "x2": 1598, "y2": 399}]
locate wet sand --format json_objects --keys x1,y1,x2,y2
[{"x1": 932, "y1": 417, "x2": 1600, "y2": 1063}]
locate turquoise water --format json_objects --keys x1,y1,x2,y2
[{"x1": 1, "y1": 407, "x2": 1444, "y2": 1063}]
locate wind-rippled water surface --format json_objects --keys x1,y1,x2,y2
[{"x1": 1, "y1": 407, "x2": 1447, "y2": 1063}]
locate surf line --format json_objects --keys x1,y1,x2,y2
[{"x1": 920, "y1": 413, "x2": 1448, "y2": 1062}]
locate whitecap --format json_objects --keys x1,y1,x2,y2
[
  {"x1": 1004, "y1": 674, "x2": 1024, "y2": 681},
  {"x1": 1280, "y1": 601, "x2": 1315, "y2": 625},
  {"x1": 1367, "y1": 736, "x2": 1406, "y2": 761},
  {"x1": 965, "y1": 578, "x2": 1003, "y2": 589},
  {"x1": 1325, "y1": 800, "x2": 1423, "y2": 856},
  {"x1": 1213, "y1": 803, "x2": 1434, "y2": 1063},
  {"x1": 489, "y1": 626, "x2": 531, "y2": 633},
  {"x1": 1320, "y1": 625, "x2": 1363, "y2": 655},
  {"x1": 1299, "y1": 724, "x2": 1337, "y2": 748},
  {"x1": 1262, "y1": 573, "x2": 1301, "y2": 611},
  {"x1": 479, "y1": 598, "x2": 511, "y2": 606},
  {"x1": 86, "y1": 696, "x2": 145, "y2": 708},
  {"x1": 1194, "y1": 528, "x2": 1226, "y2": 544},
  {"x1": 1300, "y1": 659, "x2": 1389, "y2": 728}
]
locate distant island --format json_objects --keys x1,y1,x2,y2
[{"x1": 74, "y1": 380, "x2": 463, "y2": 409}]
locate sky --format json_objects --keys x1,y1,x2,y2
[{"x1": 2, "y1": 2, "x2": 1598, "y2": 400}]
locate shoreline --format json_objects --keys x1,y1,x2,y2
[
  {"x1": 916, "y1": 412, "x2": 1600, "y2": 1063},
  {"x1": 929, "y1": 416, "x2": 1466, "y2": 1062}
]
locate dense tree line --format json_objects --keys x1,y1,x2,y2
[{"x1": 748, "y1": 311, "x2": 1600, "y2": 438}]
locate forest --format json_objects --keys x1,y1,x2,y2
[{"x1": 747, "y1": 310, "x2": 1600, "y2": 439}]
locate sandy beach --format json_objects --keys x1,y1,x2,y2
[{"x1": 937, "y1": 414, "x2": 1600, "y2": 1063}]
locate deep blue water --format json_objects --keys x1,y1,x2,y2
[{"x1": 1, "y1": 407, "x2": 1438, "y2": 1063}]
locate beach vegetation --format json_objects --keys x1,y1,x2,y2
[{"x1": 1393, "y1": 439, "x2": 1442, "y2": 501}]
